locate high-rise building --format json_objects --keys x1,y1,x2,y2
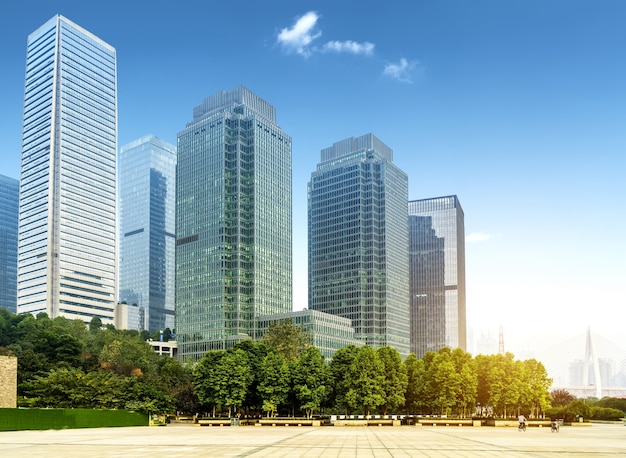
[
  {"x1": 308, "y1": 134, "x2": 410, "y2": 357},
  {"x1": 17, "y1": 16, "x2": 117, "y2": 323},
  {"x1": 408, "y1": 196, "x2": 466, "y2": 357},
  {"x1": 0, "y1": 175, "x2": 19, "y2": 313},
  {"x1": 119, "y1": 135, "x2": 176, "y2": 332},
  {"x1": 176, "y1": 86, "x2": 292, "y2": 359}
]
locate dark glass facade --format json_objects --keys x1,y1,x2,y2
[
  {"x1": 408, "y1": 196, "x2": 466, "y2": 357},
  {"x1": 176, "y1": 87, "x2": 292, "y2": 359},
  {"x1": 119, "y1": 135, "x2": 176, "y2": 332},
  {"x1": 0, "y1": 175, "x2": 19, "y2": 313},
  {"x1": 308, "y1": 134, "x2": 410, "y2": 358}
]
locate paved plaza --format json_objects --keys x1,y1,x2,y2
[{"x1": 0, "y1": 423, "x2": 625, "y2": 457}]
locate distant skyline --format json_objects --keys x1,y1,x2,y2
[{"x1": 1, "y1": 1, "x2": 625, "y2": 362}]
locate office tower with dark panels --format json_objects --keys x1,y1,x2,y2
[
  {"x1": 176, "y1": 87, "x2": 292, "y2": 359},
  {"x1": 308, "y1": 134, "x2": 410, "y2": 358},
  {"x1": 17, "y1": 15, "x2": 117, "y2": 323},
  {"x1": 408, "y1": 196, "x2": 466, "y2": 357},
  {"x1": 0, "y1": 175, "x2": 19, "y2": 313},
  {"x1": 119, "y1": 135, "x2": 176, "y2": 332}
]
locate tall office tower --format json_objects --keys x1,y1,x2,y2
[
  {"x1": 0, "y1": 175, "x2": 19, "y2": 313},
  {"x1": 408, "y1": 196, "x2": 466, "y2": 357},
  {"x1": 119, "y1": 135, "x2": 176, "y2": 332},
  {"x1": 308, "y1": 134, "x2": 410, "y2": 357},
  {"x1": 17, "y1": 16, "x2": 117, "y2": 323},
  {"x1": 176, "y1": 86, "x2": 292, "y2": 359}
]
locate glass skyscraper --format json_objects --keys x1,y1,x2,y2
[
  {"x1": 17, "y1": 16, "x2": 117, "y2": 323},
  {"x1": 408, "y1": 195, "x2": 466, "y2": 357},
  {"x1": 0, "y1": 175, "x2": 19, "y2": 313},
  {"x1": 119, "y1": 135, "x2": 176, "y2": 332},
  {"x1": 176, "y1": 86, "x2": 292, "y2": 359},
  {"x1": 308, "y1": 134, "x2": 410, "y2": 358}
]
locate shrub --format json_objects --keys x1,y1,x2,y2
[{"x1": 590, "y1": 406, "x2": 624, "y2": 421}]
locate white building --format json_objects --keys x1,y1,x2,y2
[{"x1": 17, "y1": 16, "x2": 117, "y2": 323}]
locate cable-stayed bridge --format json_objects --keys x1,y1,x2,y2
[{"x1": 532, "y1": 328, "x2": 626, "y2": 398}]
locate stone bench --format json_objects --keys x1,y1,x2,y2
[
  {"x1": 333, "y1": 419, "x2": 401, "y2": 427},
  {"x1": 196, "y1": 419, "x2": 232, "y2": 427},
  {"x1": 418, "y1": 419, "x2": 475, "y2": 427},
  {"x1": 256, "y1": 419, "x2": 321, "y2": 427}
]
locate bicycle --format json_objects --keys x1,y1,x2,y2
[
  {"x1": 518, "y1": 422, "x2": 527, "y2": 432},
  {"x1": 551, "y1": 421, "x2": 560, "y2": 433}
]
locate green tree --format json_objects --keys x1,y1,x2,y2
[
  {"x1": 425, "y1": 348, "x2": 461, "y2": 416},
  {"x1": 258, "y1": 351, "x2": 290, "y2": 417},
  {"x1": 291, "y1": 346, "x2": 331, "y2": 418},
  {"x1": 16, "y1": 348, "x2": 50, "y2": 391},
  {"x1": 231, "y1": 340, "x2": 269, "y2": 413},
  {"x1": 22, "y1": 367, "x2": 126, "y2": 409},
  {"x1": 329, "y1": 345, "x2": 360, "y2": 414},
  {"x1": 0, "y1": 308, "x2": 22, "y2": 347},
  {"x1": 519, "y1": 359, "x2": 552, "y2": 417},
  {"x1": 476, "y1": 353, "x2": 520, "y2": 417},
  {"x1": 99, "y1": 336, "x2": 158, "y2": 376},
  {"x1": 193, "y1": 351, "x2": 225, "y2": 416},
  {"x1": 261, "y1": 319, "x2": 310, "y2": 362},
  {"x1": 124, "y1": 375, "x2": 175, "y2": 414},
  {"x1": 345, "y1": 346, "x2": 385, "y2": 416},
  {"x1": 563, "y1": 399, "x2": 592, "y2": 422},
  {"x1": 451, "y1": 348, "x2": 477, "y2": 417},
  {"x1": 89, "y1": 316, "x2": 103, "y2": 333},
  {"x1": 214, "y1": 349, "x2": 253, "y2": 417},
  {"x1": 404, "y1": 353, "x2": 426, "y2": 414},
  {"x1": 376, "y1": 346, "x2": 407, "y2": 415},
  {"x1": 156, "y1": 356, "x2": 199, "y2": 414}
]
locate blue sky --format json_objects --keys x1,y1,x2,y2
[{"x1": 1, "y1": 1, "x2": 625, "y2": 364}]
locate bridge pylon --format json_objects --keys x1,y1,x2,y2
[{"x1": 582, "y1": 327, "x2": 602, "y2": 398}]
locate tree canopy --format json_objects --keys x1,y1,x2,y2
[{"x1": 1, "y1": 309, "x2": 567, "y2": 419}]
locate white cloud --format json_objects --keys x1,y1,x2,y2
[
  {"x1": 322, "y1": 40, "x2": 375, "y2": 56},
  {"x1": 383, "y1": 58, "x2": 418, "y2": 82},
  {"x1": 277, "y1": 11, "x2": 322, "y2": 57},
  {"x1": 277, "y1": 12, "x2": 375, "y2": 58},
  {"x1": 466, "y1": 232, "x2": 492, "y2": 243}
]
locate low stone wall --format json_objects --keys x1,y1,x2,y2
[
  {"x1": 486, "y1": 419, "x2": 552, "y2": 427},
  {"x1": 0, "y1": 356, "x2": 17, "y2": 409}
]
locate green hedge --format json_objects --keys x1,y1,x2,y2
[{"x1": 0, "y1": 408, "x2": 148, "y2": 431}]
